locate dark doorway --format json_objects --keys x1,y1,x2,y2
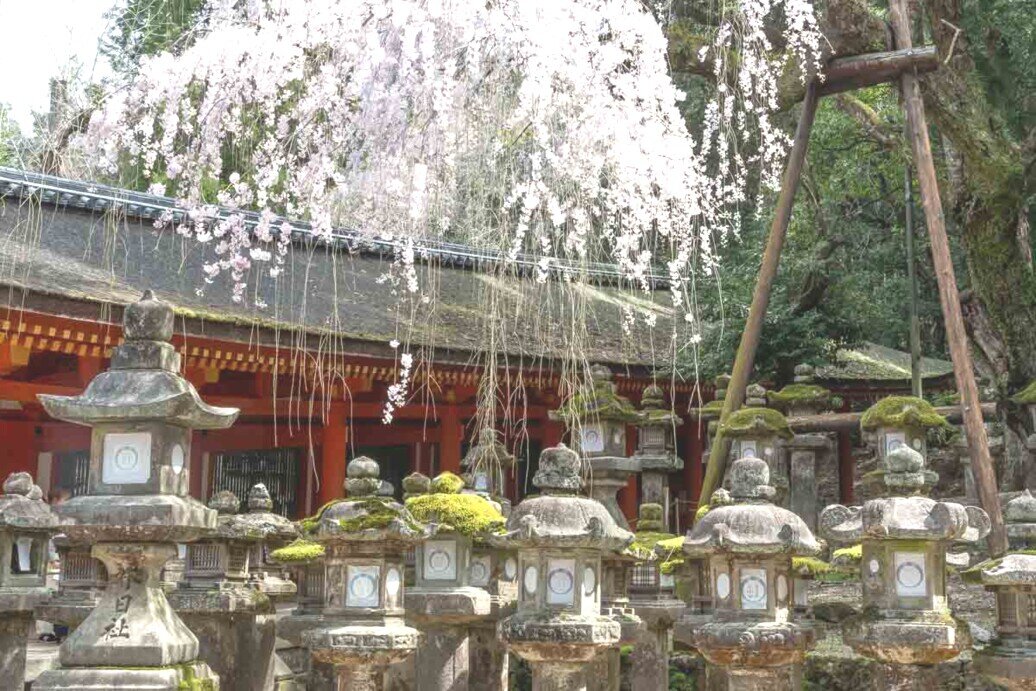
[
  {"x1": 211, "y1": 447, "x2": 301, "y2": 517},
  {"x1": 354, "y1": 445, "x2": 411, "y2": 500}
]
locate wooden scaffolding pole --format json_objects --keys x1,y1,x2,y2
[
  {"x1": 889, "y1": 0, "x2": 1007, "y2": 555},
  {"x1": 698, "y1": 82, "x2": 820, "y2": 504}
]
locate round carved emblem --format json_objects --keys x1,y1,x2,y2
[
  {"x1": 470, "y1": 560, "x2": 489, "y2": 584},
  {"x1": 349, "y1": 573, "x2": 377, "y2": 600},
  {"x1": 896, "y1": 561, "x2": 924, "y2": 589},
  {"x1": 741, "y1": 575, "x2": 767, "y2": 605},
  {"x1": 428, "y1": 549, "x2": 451, "y2": 574},
  {"x1": 504, "y1": 557, "x2": 518, "y2": 581},
  {"x1": 114, "y1": 446, "x2": 139, "y2": 471},
  {"x1": 868, "y1": 559, "x2": 880, "y2": 575},
  {"x1": 548, "y1": 568, "x2": 574, "y2": 595}
]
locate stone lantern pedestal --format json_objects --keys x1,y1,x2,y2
[
  {"x1": 550, "y1": 365, "x2": 641, "y2": 530},
  {"x1": 495, "y1": 444, "x2": 633, "y2": 691},
  {"x1": 168, "y1": 489, "x2": 280, "y2": 691},
  {"x1": 34, "y1": 291, "x2": 237, "y2": 690},
  {"x1": 403, "y1": 471, "x2": 511, "y2": 691},
  {"x1": 0, "y1": 472, "x2": 60, "y2": 689},
  {"x1": 971, "y1": 490, "x2": 1036, "y2": 690},
  {"x1": 278, "y1": 456, "x2": 425, "y2": 691},
  {"x1": 628, "y1": 504, "x2": 685, "y2": 691},
  {"x1": 684, "y1": 456, "x2": 822, "y2": 690},
  {"x1": 36, "y1": 535, "x2": 107, "y2": 633},
  {"x1": 820, "y1": 444, "x2": 990, "y2": 689}
]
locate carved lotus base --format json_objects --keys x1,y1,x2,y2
[
  {"x1": 303, "y1": 623, "x2": 420, "y2": 667},
  {"x1": 501, "y1": 613, "x2": 620, "y2": 663},
  {"x1": 691, "y1": 620, "x2": 815, "y2": 669},
  {"x1": 842, "y1": 612, "x2": 969, "y2": 665}
]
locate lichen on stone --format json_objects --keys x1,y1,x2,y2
[
  {"x1": 334, "y1": 497, "x2": 417, "y2": 533},
  {"x1": 717, "y1": 406, "x2": 794, "y2": 440},
  {"x1": 1011, "y1": 380, "x2": 1036, "y2": 404},
  {"x1": 405, "y1": 492, "x2": 505, "y2": 537},
  {"x1": 960, "y1": 549, "x2": 1036, "y2": 584},
  {"x1": 859, "y1": 396, "x2": 949, "y2": 431},
  {"x1": 270, "y1": 539, "x2": 326, "y2": 563},
  {"x1": 694, "y1": 504, "x2": 711, "y2": 523},
  {"x1": 832, "y1": 544, "x2": 862, "y2": 565},
  {"x1": 793, "y1": 556, "x2": 833, "y2": 577}
]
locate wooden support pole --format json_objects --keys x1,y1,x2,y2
[
  {"x1": 699, "y1": 82, "x2": 821, "y2": 504},
  {"x1": 888, "y1": 0, "x2": 1007, "y2": 555},
  {"x1": 905, "y1": 164, "x2": 923, "y2": 397}
]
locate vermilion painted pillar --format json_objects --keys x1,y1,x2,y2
[
  {"x1": 318, "y1": 405, "x2": 348, "y2": 505},
  {"x1": 542, "y1": 420, "x2": 565, "y2": 448},
  {"x1": 838, "y1": 429, "x2": 854, "y2": 505},
  {"x1": 685, "y1": 419, "x2": 705, "y2": 510},
  {"x1": 439, "y1": 404, "x2": 462, "y2": 474},
  {"x1": 619, "y1": 426, "x2": 638, "y2": 521}
]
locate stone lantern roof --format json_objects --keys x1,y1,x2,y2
[
  {"x1": 235, "y1": 483, "x2": 299, "y2": 542},
  {"x1": 492, "y1": 444, "x2": 633, "y2": 552},
  {"x1": 548, "y1": 364, "x2": 640, "y2": 425},
  {"x1": 0, "y1": 472, "x2": 59, "y2": 532},
  {"x1": 308, "y1": 457, "x2": 427, "y2": 543},
  {"x1": 767, "y1": 364, "x2": 832, "y2": 413},
  {"x1": 207, "y1": 488, "x2": 297, "y2": 543},
  {"x1": 461, "y1": 429, "x2": 516, "y2": 472},
  {"x1": 859, "y1": 395, "x2": 948, "y2": 432},
  {"x1": 974, "y1": 491, "x2": 1036, "y2": 587},
  {"x1": 717, "y1": 407, "x2": 794, "y2": 440},
  {"x1": 821, "y1": 446, "x2": 990, "y2": 544},
  {"x1": 637, "y1": 384, "x2": 680, "y2": 426},
  {"x1": 39, "y1": 291, "x2": 238, "y2": 429},
  {"x1": 684, "y1": 456, "x2": 820, "y2": 557}
]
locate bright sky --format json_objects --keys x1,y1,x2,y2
[{"x1": 0, "y1": 0, "x2": 118, "y2": 131}]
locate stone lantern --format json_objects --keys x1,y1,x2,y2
[
  {"x1": 767, "y1": 364, "x2": 835, "y2": 531},
  {"x1": 858, "y1": 396, "x2": 946, "y2": 498},
  {"x1": 460, "y1": 428, "x2": 516, "y2": 515},
  {"x1": 0, "y1": 471, "x2": 60, "y2": 689},
  {"x1": 36, "y1": 535, "x2": 108, "y2": 634},
  {"x1": 35, "y1": 290, "x2": 237, "y2": 690},
  {"x1": 628, "y1": 503, "x2": 685, "y2": 691},
  {"x1": 684, "y1": 455, "x2": 821, "y2": 690},
  {"x1": 168, "y1": 489, "x2": 279, "y2": 691},
  {"x1": 971, "y1": 490, "x2": 1036, "y2": 689},
  {"x1": 403, "y1": 471, "x2": 512, "y2": 691},
  {"x1": 279, "y1": 455, "x2": 425, "y2": 690},
  {"x1": 549, "y1": 364, "x2": 641, "y2": 529},
  {"x1": 634, "y1": 384, "x2": 683, "y2": 516},
  {"x1": 716, "y1": 399, "x2": 794, "y2": 505},
  {"x1": 494, "y1": 444, "x2": 633, "y2": 691},
  {"x1": 819, "y1": 444, "x2": 990, "y2": 688},
  {"x1": 242, "y1": 483, "x2": 299, "y2": 602}
]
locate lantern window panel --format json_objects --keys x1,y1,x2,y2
[
  {"x1": 424, "y1": 539, "x2": 458, "y2": 581},
  {"x1": 102, "y1": 432, "x2": 152, "y2": 485},
  {"x1": 469, "y1": 554, "x2": 491, "y2": 587},
  {"x1": 739, "y1": 568, "x2": 768, "y2": 610},
  {"x1": 11, "y1": 537, "x2": 37, "y2": 574},
  {"x1": 893, "y1": 552, "x2": 927, "y2": 598},
  {"x1": 385, "y1": 567, "x2": 402, "y2": 609},
  {"x1": 579, "y1": 425, "x2": 605, "y2": 454},
  {"x1": 581, "y1": 564, "x2": 598, "y2": 612},
  {"x1": 547, "y1": 558, "x2": 576, "y2": 606},
  {"x1": 346, "y1": 564, "x2": 381, "y2": 608}
]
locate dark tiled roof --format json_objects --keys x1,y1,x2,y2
[
  {"x1": 0, "y1": 168, "x2": 683, "y2": 367},
  {"x1": 815, "y1": 342, "x2": 954, "y2": 382}
]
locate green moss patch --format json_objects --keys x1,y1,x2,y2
[
  {"x1": 718, "y1": 407, "x2": 793, "y2": 440},
  {"x1": 405, "y1": 492, "x2": 505, "y2": 536},
  {"x1": 431, "y1": 471, "x2": 465, "y2": 494},
  {"x1": 960, "y1": 549, "x2": 1036, "y2": 584},
  {"x1": 551, "y1": 382, "x2": 640, "y2": 424},
  {"x1": 335, "y1": 498, "x2": 419, "y2": 533},
  {"x1": 270, "y1": 539, "x2": 325, "y2": 564},
  {"x1": 860, "y1": 396, "x2": 949, "y2": 431},
  {"x1": 1011, "y1": 381, "x2": 1036, "y2": 404},
  {"x1": 793, "y1": 556, "x2": 833, "y2": 578},
  {"x1": 832, "y1": 544, "x2": 862, "y2": 564},
  {"x1": 768, "y1": 384, "x2": 831, "y2": 406},
  {"x1": 694, "y1": 504, "x2": 711, "y2": 524}
]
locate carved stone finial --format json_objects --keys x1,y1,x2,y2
[
  {"x1": 208, "y1": 490, "x2": 240, "y2": 515},
  {"x1": 745, "y1": 383, "x2": 768, "y2": 407},
  {"x1": 123, "y1": 290, "x2": 175, "y2": 342},
  {"x1": 793, "y1": 363, "x2": 815, "y2": 383},
  {"x1": 402, "y1": 472, "x2": 431, "y2": 499},
  {"x1": 882, "y1": 444, "x2": 932, "y2": 493},
  {"x1": 532, "y1": 443, "x2": 583, "y2": 493},
  {"x1": 345, "y1": 456, "x2": 381, "y2": 497},
  {"x1": 3, "y1": 471, "x2": 33, "y2": 496},
  {"x1": 641, "y1": 384, "x2": 665, "y2": 410},
  {"x1": 247, "y1": 483, "x2": 274, "y2": 512},
  {"x1": 727, "y1": 456, "x2": 776, "y2": 501}
]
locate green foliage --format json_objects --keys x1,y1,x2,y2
[
  {"x1": 270, "y1": 539, "x2": 325, "y2": 564},
  {"x1": 793, "y1": 556, "x2": 833, "y2": 577},
  {"x1": 693, "y1": 504, "x2": 711, "y2": 523},
  {"x1": 102, "y1": 0, "x2": 207, "y2": 75},
  {"x1": 768, "y1": 383, "x2": 830, "y2": 405},
  {"x1": 860, "y1": 396, "x2": 949, "y2": 431},
  {"x1": 718, "y1": 407, "x2": 793, "y2": 440},
  {"x1": 1011, "y1": 381, "x2": 1036, "y2": 405},
  {"x1": 405, "y1": 492, "x2": 504, "y2": 536},
  {"x1": 0, "y1": 105, "x2": 20, "y2": 167},
  {"x1": 832, "y1": 544, "x2": 862, "y2": 564}
]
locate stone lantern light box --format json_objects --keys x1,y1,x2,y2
[
  {"x1": 717, "y1": 404, "x2": 794, "y2": 472},
  {"x1": 861, "y1": 395, "x2": 949, "y2": 466},
  {"x1": 550, "y1": 364, "x2": 640, "y2": 459}
]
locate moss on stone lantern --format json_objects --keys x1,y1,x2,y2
[
  {"x1": 820, "y1": 444, "x2": 990, "y2": 687},
  {"x1": 493, "y1": 444, "x2": 634, "y2": 691},
  {"x1": 767, "y1": 364, "x2": 831, "y2": 417},
  {"x1": 278, "y1": 456, "x2": 427, "y2": 690},
  {"x1": 404, "y1": 472, "x2": 512, "y2": 691},
  {"x1": 970, "y1": 490, "x2": 1036, "y2": 689},
  {"x1": 683, "y1": 455, "x2": 821, "y2": 690},
  {"x1": 861, "y1": 395, "x2": 947, "y2": 472},
  {"x1": 0, "y1": 472, "x2": 60, "y2": 689}
]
